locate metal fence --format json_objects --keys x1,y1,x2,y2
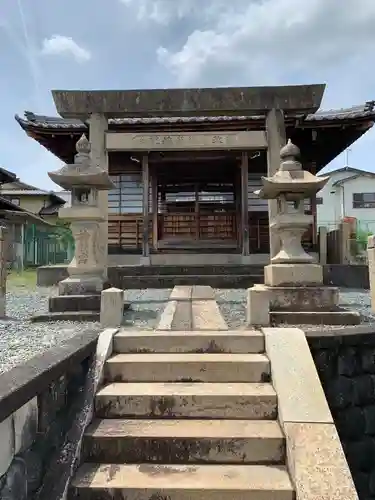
[{"x1": 23, "y1": 224, "x2": 74, "y2": 267}]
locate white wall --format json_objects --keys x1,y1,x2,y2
[
  {"x1": 317, "y1": 172, "x2": 375, "y2": 233},
  {"x1": 55, "y1": 190, "x2": 71, "y2": 207}
]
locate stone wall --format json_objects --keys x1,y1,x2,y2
[
  {"x1": 0, "y1": 331, "x2": 98, "y2": 499},
  {"x1": 308, "y1": 330, "x2": 375, "y2": 500}
]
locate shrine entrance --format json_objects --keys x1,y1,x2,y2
[{"x1": 155, "y1": 161, "x2": 239, "y2": 252}]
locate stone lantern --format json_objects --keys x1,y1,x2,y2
[
  {"x1": 247, "y1": 139, "x2": 360, "y2": 326},
  {"x1": 45, "y1": 134, "x2": 115, "y2": 318}
]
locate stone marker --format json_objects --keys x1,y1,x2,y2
[
  {"x1": 247, "y1": 284, "x2": 270, "y2": 326},
  {"x1": 100, "y1": 287, "x2": 124, "y2": 327},
  {"x1": 0, "y1": 226, "x2": 7, "y2": 318}
]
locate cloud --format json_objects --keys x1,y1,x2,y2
[
  {"x1": 150, "y1": 0, "x2": 375, "y2": 88},
  {"x1": 41, "y1": 35, "x2": 91, "y2": 63}
]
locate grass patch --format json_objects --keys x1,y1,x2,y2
[{"x1": 7, "y1": 269, "x2": 37, "y2": 289}]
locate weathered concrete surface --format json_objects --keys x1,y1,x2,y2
[
  {"x1": 105, "y1": 352, "x2": 270, "y2": 383},
  {"x1": 264, "y1": 327, "x2": 358, "y2": 500},
  {"x1": 83, "y1": 418, "x2": 285, "y2": 464},
  {"x1": 95, "y1": 381, "x2": 277, "y2": 419},
  {"x1": 192, "y1": 300, "x2": 228, "y2": 330},
  {"x1": 263, "y1": 327, "x2": 333, "y2": 425},
  {"x1": 70, "y1": 463, "x2": 294, "y2": 500},
  {"x1": 52, "y1": 84, "x2": 325, "y2": 118},
  {"x1": 157, "y1": 286, "x2": 228, "y2": 331},
  {"x1": 113, "y1": 330, "x2": 265, "y2": 354},
  {"x1": 284, "y1": 422, "x2": 358, "y2": 500}
]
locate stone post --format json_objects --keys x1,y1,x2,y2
[
  {"x1": 89, "y1": 113, "x2": 109, "y2": 278},
  {"x1": 368, "y1": 235, "x2": 375, "y2": 313},
  {"x1": 0, "y1": 226, "x2": 7, "y2": 317},
  {"x1": 318, "y1": 226, "x2": 328, "y2": 265}
]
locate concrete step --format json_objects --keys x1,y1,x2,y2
[
  {"x1": 105, "y1": 353, "x2": 270, "y2": 383},
  {"x1": 114, "y1": 329, "x2": 265, "y2": 354},
  {"x1": 116, "y1": 274, "x2": 263, "y2": 289},
  {"x1": 271, "y1": 309, "x2": 361, "y2": 325},
  {"x1": 70, "y1": 463, "x2": 294, "y2": 500},
  {"x1": 95, "y1": 382, "x2": 277, "y2": 419},
  {"x1": 110, "y1": 264, "x2": 265, "y2": 276},
  {"x1": 83, "y1": 418, "x2": 285, "y2": 464}
]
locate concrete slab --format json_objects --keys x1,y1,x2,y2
[
  {"x1": 263, "y1": 327, "x2": 333, "y2": 424},
  {"x1": 192, "y1": 300, "x2": 228, "y2": 330},
  {"x1": 169, "y1": 286, "x2": 192, "y2": 301},
  {"x1": 95, "y1": 382, "x2": 277, "y2": 419}
]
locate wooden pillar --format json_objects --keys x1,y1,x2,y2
[
  {"x1": 151, "y1": 166, "x2": 158, "y2": 250},
  {"x1": 142, "y1": 154, "x2": 150, "y2": 259},
  {"x1": 241, "y1": 152, "x2": 249, "y2": 256},
  {"x1": 266, "y1": 109, "x2": 286, "y2": 259},
  {"x1": 235, "y1": 169, "x2": 242, "y2": 250}
]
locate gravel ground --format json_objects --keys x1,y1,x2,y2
[{"x1": 0, "y1": 286, "x2": 373, "y2": 374}]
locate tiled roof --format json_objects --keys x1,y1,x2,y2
[{"x1": 14, "y1": 101, "x2": 375, "y2": 130}]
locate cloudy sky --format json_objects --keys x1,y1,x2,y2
[{"x1": 1, "y1": 0, "x2": 375, "y2": 190}]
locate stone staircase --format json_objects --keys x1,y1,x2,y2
[{"x1": 70, "y1": 328, "x2": 295, "y2": 499}]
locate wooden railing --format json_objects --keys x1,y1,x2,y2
[
  {"x1": 160, "y1": 212, "x2": 237, "y2": 240},
  {"x1": 108, "y1": 211, "x2": 313, "y2": 252}
]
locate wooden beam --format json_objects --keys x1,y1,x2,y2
[
  {"x1": 142, "y1": 154, "x2": 150, "y2": 258},
  {"x1": 151, "y1": 166, "x2": 158, "y2": 250},
  {"x1": 266, "y1": 109, "x2": 286, "y2": 259},
  {"x1": 241, "y1": 152, "x2": 249, "y2": 256}
]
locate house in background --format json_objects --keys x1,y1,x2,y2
[
  {"x1": 317, "y1": 166, "x2": 375, "y2": 234},
  {"x1": 0, "y1": 167, "x2": 59, "y2": 269},
  {"x1": 0, "y1": 179, "x2": 66, "y2": 223}
]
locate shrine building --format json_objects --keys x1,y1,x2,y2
[{"x1": 15, "y1": 84, "x2": 375, "y2": 266}]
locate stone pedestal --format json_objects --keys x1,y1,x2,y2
[
  {"x1": 33, "y1": 134, "x2": 118, "y2": 322},
  {"x1": 264, "y1": 263, "x2": 323, "y2": 287}
]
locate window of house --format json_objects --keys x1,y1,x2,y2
[
  {"x1": 10, "y1": 197, "x2": 20, "y2": 206},
  {"x1": 353, "y1": 192, "x2": 375, "y2": 208},
  {"x1": 316, "y1": 197, "x2": 323, "y2": 205}
]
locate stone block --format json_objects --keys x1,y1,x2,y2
[
  {"x1": 100, "y1": 287, "x2": 124, "y2": 328},
  {"x1": 264, "y1": 263, "x2": 323, "y2": 286},
  {"x1": 263, "y1": 327, "x2": 333, "y2": 424},
  {"x1": 169, "y1": 286, "x2": 191, "y2": 301},
  {"x1": 284, "y1": 422, "x2": 358, "y2": 500},
  {"x1": 48, "y1": 294, "x2": 101, "y2": 313},
  {"x1": 58, "y1": 276, "x2": 103, "y2": 296},
  {"x1": 247, "y1": 285, "x2": 270, "y2": 326},
  {"x1": 13, "y1": 397, "x2": 38, "y2": 454},
  {"x1": 270, "y1": 286, "x2": 339, "y2": 311},
  {"x1": 0, "y1": 416, "x2": 14, "y2": 477}
]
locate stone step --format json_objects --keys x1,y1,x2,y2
[
  {"x1": 105, "y1": 353, "x2": 270, "y2": 383},
  {"x1": 271, "y1": 309, "x2": 361, "y2": 325},
  {"x1": 110, "y1": 264, "x2": 265, "y2": 276},
  {"x1": 70, "y1": 463, "x2": 294, "y2": 500},
  {"x1": 95, "y1": 382, "x2": 277, "y2": 419},
  {"x1": 83, "y1": 418, "x2": 285, "y2": 464},
  {"x1": 113, "y1": 329, "x2": 265, "y2": 354},
  {"x1": 116, "y1": 274, "x2": 263, "y2": 289}
]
